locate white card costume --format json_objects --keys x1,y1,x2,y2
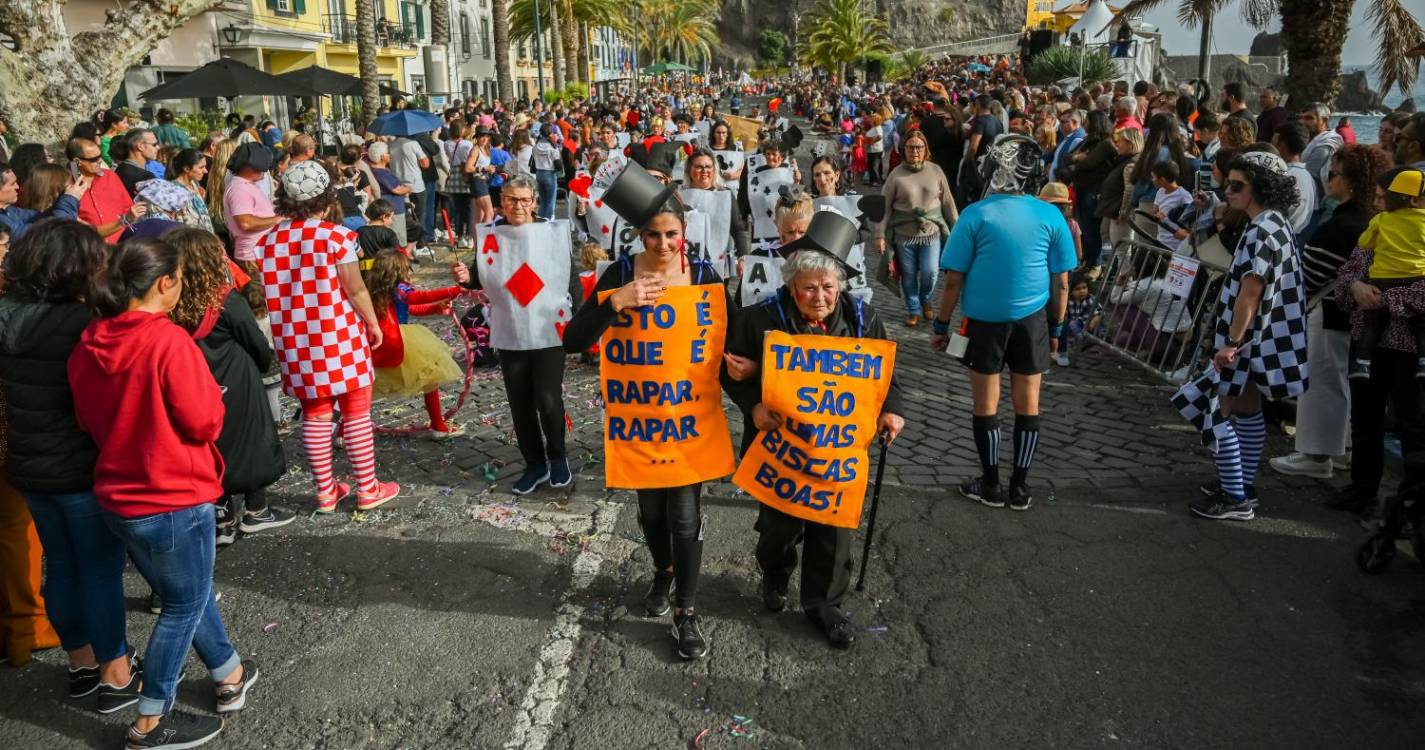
[
  {"x1": 474, "y1": 220, "x2": 574, "y2": 351},
  {"x1": 678, "y1": 188, "x2": 734, "y2": 276},
  {"x1": 747, "y1": 165, "x2": 795, "y2": 240},
  {"x1": 739, "y1": 254, "x2": 784, "y2": 307}
]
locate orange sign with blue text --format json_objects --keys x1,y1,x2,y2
[
  {"x1": 733, "y1": 331, "x2": 897, "y2": 528},
  {"x1": 598, "y1": 284, "x2": 735, "y2": 489}
]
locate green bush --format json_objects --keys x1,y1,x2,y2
[
  {"x1": 175, "y1": 110, "x2": 231, "y2": 144},
  {"x1": 562, "y1": 82, "x2": 589, "y2": 102},
  {"x1": 1028, "y1": 46, "x2": 1119, "y2": 86}
]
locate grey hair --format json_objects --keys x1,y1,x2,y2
[
  {"x1": 1116, "y1": 96, "x2": 1137, "y2": 116},
  {"x1": 1095, "y1": 93, "x2": 1113, "y2": 112},
  {"x1": 781, "y1": 250, "x2": 845, "y2": 286},
  {"x1": 504, "y1": 173, "x2": 538, "y2": 194},
  {"x1": 124, "y1": 128, "x2": 152, "y2": 146},
  {"x1": 1302, "y1": 101, "x2": 1331, "y2": 120}
]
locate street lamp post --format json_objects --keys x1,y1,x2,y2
[{"x1": 532, "y1": 0, "x2": 547, "y2": 100}]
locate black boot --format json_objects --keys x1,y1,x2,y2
[
  {"x1": 809, "y1": 606, "x2": 856, "y2": 649},
  {"x1": 643, "y1": 569, "x2": 674, "y2": 617},
  {"x1": 760, "y1": 576, "x2": 788, "y2": 612}
]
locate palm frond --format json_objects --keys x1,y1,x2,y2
[{"x1": 1369, "y1": 0, "x2": 1425, "y2": 96}]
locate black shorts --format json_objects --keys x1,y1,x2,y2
[{"x1": 964, "y1": 310, "x2": 1051, "y2": 375}]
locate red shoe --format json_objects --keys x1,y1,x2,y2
[
  {"x1": 356, "y1": 481, "x2": 401, "y2": 511},
  {"x1": 314, "y1": 482, "x2": 352, "y2": 514}
]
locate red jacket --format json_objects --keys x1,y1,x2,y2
[
  {"x1": 372, "y1": 283, "x2": 463, "y2": 369},
  {"x1": 68, "y1": 311, "x2": 226, "y2": 517}
]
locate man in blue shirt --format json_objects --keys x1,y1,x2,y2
[
  {"x1": 931, "y1": 134, "x2": 1077, "y2": 512},
  {"x1": 1048, "y1": 109, "x2": 1085, "y2": 183}
]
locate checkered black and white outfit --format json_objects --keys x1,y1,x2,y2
[
  {"x1": 1213, "y1": 209, "x2": 1309, "y2": 399},
  {"x1": 258, "y1": 219, "x2": 375, "y2": 401}
]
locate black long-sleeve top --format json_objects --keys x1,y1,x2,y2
[
  {"x1": 722, "y1": 288, "x2": 905, "y2": 418},
  {"x1": 562, "y1": 255, "x2": 732, "y2": 354}
]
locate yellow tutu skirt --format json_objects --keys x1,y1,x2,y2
[{"x1": 373, "y1": 324, "x2": 464, "y2": 399}]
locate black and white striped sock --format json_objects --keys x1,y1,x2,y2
[
  {"x1": 1011, "y1": 414, "x2": 1041, "y2": 488},
  {"x1": 972, "y1": 414, "x2": 1000, "y2": 487}
]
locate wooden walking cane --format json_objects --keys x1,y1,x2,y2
[{"x1": 855, "y1": 432, "x2": 890, "y2": 592}]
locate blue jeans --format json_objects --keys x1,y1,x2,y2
[
  {"x1": 895, "y1": 239, "x2": 939, "y2": 315},
  {"x1": 22, "y1": 491, "x2": 129, "y2": 661},
  {"x1": 106, "y1": 503, "x2": 238, "y2": 716},
  {"x1": 535, "y1": 169, "x2": 558, "y2": 220},
  {"x1": 422, "y1": 179, "x2": 439, "y2": 241}
]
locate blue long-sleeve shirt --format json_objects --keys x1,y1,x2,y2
[{"x1": 0, "y1": 193, "x2": 81, "y2": 240}]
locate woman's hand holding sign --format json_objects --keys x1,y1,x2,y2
[
  {"x1": 722, "y1": 353, "x2": 758, "y2": 382},
  {"x1": 609, "y1": 275, "x2": 667, "y2": 312},
  {"x1": 751, "y1": 403, "x2": 783, "y2": 431}
]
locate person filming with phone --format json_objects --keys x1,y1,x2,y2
[{"x1": 929, "y1": 135, "x2": 1077, "y2": 512}]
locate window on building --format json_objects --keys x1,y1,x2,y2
[
  {"x1": 519, "y1": 39, "x2": 527, "y2": 60},
  {"x1": 481, "y1": 19, "x2": 491, "y2": 59},
  {"x1": 460, "y1": 12, "x2": 471, "y2": 55},
  {"x1": 274, "y1": 0, "x2": 292, "y2": 12}
]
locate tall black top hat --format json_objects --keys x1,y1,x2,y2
[
  {"x1": 777, "y1": 210, "x2": 861, "y2": 278},
  {"x1": 602, "y1": 161, "x2": 676, "y2": 230},
  {"x1": 626, "y1": 140, "x2": 681, "y2": 177}
]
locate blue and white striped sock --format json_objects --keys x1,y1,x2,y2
[
  {"x1": 1235, "y1": 411, "x2": 1267, "y2": 488},
  {"x1": 1214, "y1": 425, "x2": 1246, "y2": 500}
]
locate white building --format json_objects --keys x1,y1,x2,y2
[{"x1": 449, "y1": 0, "x2": 498, "y2": 103}]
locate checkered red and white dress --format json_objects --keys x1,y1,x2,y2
[{"x1": 258, "y1": 219, "x2": 374, "y2": 401}]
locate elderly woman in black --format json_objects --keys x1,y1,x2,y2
[
  {"x1": 722, "y1": 211, "x2": 906, "y2": 649},
  {"x1": 562, "y1": 163, "x2": 732, "y2": 662}
]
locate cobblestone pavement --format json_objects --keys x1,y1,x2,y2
[{"x1": 3, "y1": 142, "x2": 1424, "y2": 749}]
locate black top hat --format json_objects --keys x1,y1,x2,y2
[
  {"x1": 227, "y1": 142, "x2": 274, "y2": 174},
  {"x1": 602, "y1": 161, "x2": 676, "y2": 230},
  {"x1": 777, "y1": 210, "x2": 861, "y2": 278},
  {"x1": 627, "y1": 140, "x2": 681, "y2": 177}
]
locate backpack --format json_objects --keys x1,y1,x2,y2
[{"x1": 458, "y1": 296, "x2": 500, "y2": 367}]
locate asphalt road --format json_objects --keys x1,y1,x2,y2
[{"x1": 3, "y1": 107, "x2": 1424, "y2": 749}]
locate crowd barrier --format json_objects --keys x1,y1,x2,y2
[{"x1": 1083, "y1": 239, "x2": 1229, "y2": 384}]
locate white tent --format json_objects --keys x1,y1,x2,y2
[{"x1": 1069, "y1": 0, "x2": 1117, "y2": 45}]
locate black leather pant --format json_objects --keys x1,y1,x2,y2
[{"x1": 637, "y1": 483, "x2": 704, "y2": 610}]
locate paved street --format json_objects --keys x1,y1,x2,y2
[{"x1": 3, "y1": 242, "x2": 1424, "y2": 749}]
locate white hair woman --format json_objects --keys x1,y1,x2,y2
[{"x1": 722, "y1": 212, "x2": 906, "y2": 649}]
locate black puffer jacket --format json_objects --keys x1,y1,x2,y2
[
  {"x1": 196, "y1": 292, "x2": 286, "y2": 494},
  {"x1": 0, "y1": 297, "x2": 97, "y2": 493}
]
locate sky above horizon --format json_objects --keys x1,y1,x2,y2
[{"x1": 1140, "y1": 1, "x2": 1379, "y2": 67}]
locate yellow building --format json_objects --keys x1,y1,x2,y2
[
  {"x1": 1048, "y1": 2, "x2": 1122, "y2": 35},
  {"x1": 1025, "y1": 0, "x2": 1057, "y2": 31},
  {"x1": 218, "y1": 0, "x2": 420, "y2": 119}
]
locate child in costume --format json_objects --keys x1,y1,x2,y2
[{"x1": 363, "y1": 251, "x2": 466, "y2": 439}]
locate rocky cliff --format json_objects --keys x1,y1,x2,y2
[{"x1": 714, "y1": 0, "x2": 1025, "y2": 68}]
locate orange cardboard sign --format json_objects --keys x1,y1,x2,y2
[
  {"x1": 598, "y1": 284, "x2": 735, "y2": 489},
  {"x1": 732, "y1": 331, "x2": 897, "y2": 528}
]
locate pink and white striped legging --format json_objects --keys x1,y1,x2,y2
[{"x1": 300, "y1": 386, "x2": 379, "y2": 496}]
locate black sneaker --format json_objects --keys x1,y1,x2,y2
[
  {"x1": 215, "y1": 522, "x2": 236, "y2": 548},
  {"x1": 959, "y1": 477, "x2": 1003, "y2": 508},
  {"x1": 1418, "y1": 358, "x2": 1425, "y2": 380},
  {"x1": 97, "y1": 661, "x2": 143, "y2": 715},
  {"x1": 809, "y1": 606, "x2": 856, "y2": 649},
  {"x1": 68, "y1": 665, "x2": 101, "y2": 698},
  {"x1": 1198, "y1": 480, "x2": 1260, "y2": 510},
  {"x1": 671, "y1": 611, "x2": 708, "y2": 660},
  {"x1": 148, "y1": 592, "x2": 162, "y2": 615},
  {"x1": 643, "y1": 570, "x2": 674, "y2": 617},
  {"x1": 215, "y1": 660, "x2": 259, "y2": 714},
  {"x1": 548, "y1": 456, "x2": 573, "y2": 489},
  {"x1": 1326, "y1": 485, "x2": 1377, "y2": 513},
  {"x1": 125, "y1": 710, "x2": 223, "y2": 750},
  {"x1": 1190, "y1": 491, "x2": 1255, "y2": 521},
  {"x1": 238, "y1": 506, "x2": 296, "y2": 534},
  {"x1": 1008, "y1": 484, "x2": 1032, "y2": 511},
  {"x1": 760, "y1": 577, "x2": 788, "y2": 612},
  {"x1": 1348, "y1": 357, "x2": 1372, "y2": 380},
  {"x1": 511, "y1": 464, "x2": 550, "y2": 495}
]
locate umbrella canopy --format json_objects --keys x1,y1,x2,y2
[
  {"x1": 641, "y1": 62, "x2": 698, "y2": 75},
  {"x1": 367, "y1": 109, "x2": 443, "y2": 137},
  {"x1": 276, "y1": 66, "x2": 411, "y2": 98},
  {"x1": 966, "y1": 62, "x2": 992, "y2": 73},
  {"x1": 140, "y1": 58, "x2": 323, "y2": 101}
]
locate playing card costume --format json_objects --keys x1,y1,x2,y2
[
  {"x1": 722, "y1": 210, "x2": 904, "y2": 649},
  {"x1": 562, "y1": 162, "x2": 735, "y2": 661}
]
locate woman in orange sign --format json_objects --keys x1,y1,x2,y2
[
  {"x1": 723, "y1": 210, "x2": 906, "y2": 650},
  {"x1": 563, "y1": 162, "x2": 733, "y2": 662}
]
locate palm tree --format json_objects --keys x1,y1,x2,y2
[
  {"x1": 800, "y1": 0, "x2": 890, "y2": 81},
  {"x1": 899, "y1": 49, "x2": 929, "y2": 72},
  {"x1": 548, "y1": 0, "x2": 564, "y2": 91},
  {"x1": 356, "y1": 0, "x2": 381, "y2": 120},
  {"x1": 1113, "y1": 0, "x2": 1422, "y2": 106},
  {"x1": 493, "y1": 0, "x2": 514, "y2": 102},
  {"x1": 430, "y1": 0, "x2": 450, "y2": 97}
]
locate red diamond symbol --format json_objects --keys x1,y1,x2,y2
[{"x1": 504, "y1": 263, "x2": 545, "y2": 307}]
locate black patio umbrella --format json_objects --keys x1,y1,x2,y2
[
  {"x1": 140, "y1": 58, "x2": 323, "y2": 101},
  {"x1": 276, "y1": 65, "x2": 411, "y2": 98}
]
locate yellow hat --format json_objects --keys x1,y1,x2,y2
[
  {"x1": 1038, "y1": 182, "x2": 1072, "y2": 205},
  {"x1": 1388, "y1": 169, "x2": 1425, "y2": 198}
]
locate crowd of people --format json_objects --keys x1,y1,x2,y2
[{"x1": 0, "y1": 46, "x2": 1423, "y2": 749}]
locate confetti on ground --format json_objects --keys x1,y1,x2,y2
[
  {"x1": 262, "y1": 622, "x2": 279, "y2": 634},
  {"x1": 865, "y1": 625, "x2": 888, "y2": 633}
]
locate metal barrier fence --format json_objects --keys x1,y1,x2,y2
[{"x1": 1083, "y1": 239, "x2": 1230, "y2": 384}]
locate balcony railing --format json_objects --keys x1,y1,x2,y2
[{"x1": 322, "y1": 14, "x2": 417, "y2": 49}]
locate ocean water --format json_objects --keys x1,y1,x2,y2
[{"x1": 1336, "y1": 67, "x2": 1424, "y2": 145}]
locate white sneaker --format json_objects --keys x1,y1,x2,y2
[
  {"x1": 1054, "y1": 353, "x2": 1071, "y2": 367},
  {"x1": 1268, "y1": 452, "x2": 1333, "y2": 479},
  {"x1": 1332, "y1": 452, "x2": 1352, "y2": 471}
]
